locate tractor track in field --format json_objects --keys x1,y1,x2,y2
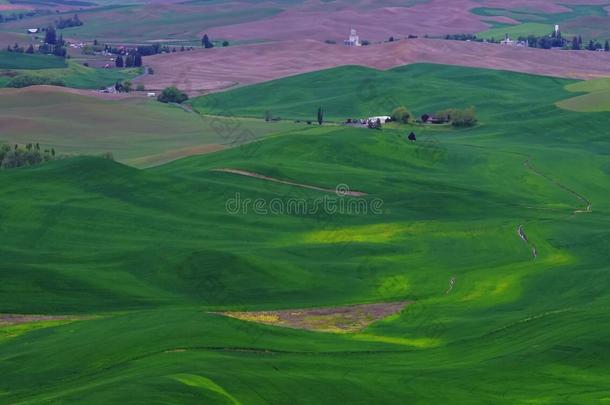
[
  {"x1": 523, "y1": 157, "x2": 592, "y2": 214},
  {"x1": 211, "y1": 168, "x2": 368, "y2": 196},
  {"x1": 517, "y1": 156, "x2": 592, "y2": 259},
  {"x1": 518, "y1": 225, "x2": 538, "y2": 259}
]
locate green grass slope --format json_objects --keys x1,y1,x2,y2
[
  {"x1": 190, "y1": 64, "x2": 575, "y2": 122},
  {"x1": 1, "y1": 64, "x2": 610, "y2": 403},
  {"x1": 0, "y1": 61, "x2": 140, "y2": 89},
  {"x1": 0, "y1": 51, "x2": 67, "y2": 69}
]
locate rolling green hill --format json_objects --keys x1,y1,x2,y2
[
  {"x1": 0, "y1": 61, "x2": 140, "y2": 89},
  {"x1": 190, "y1": 64, "x2": 575, "y2": 122},
  {"x1": 1, "y1": 64, "x2": 610, "y2": 403}
]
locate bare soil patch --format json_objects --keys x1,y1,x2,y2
[
  {"x1": 140, "y1": 38, "x2": 610, "y2": 93},
  {"x1": 0, "y1": 314, "x2": 77, "y2": 326},
  {"x1": 217, "y1": 301, "x2": 410, "y2": 333}
]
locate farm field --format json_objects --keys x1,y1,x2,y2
[
  {"x1": 557, "y1": 76, "x2": 610, "y2": 112},
  {"x1": 1, "y1": 63, "x2": 610, "y2": 403},
  {"x1": 139, "y1": 38, "x2": 610, "y2": 93},
  {"x1": 0, "y1": 50, "x2": 67, "y2": 69},
  {"x1": 0, "y1": 86, "x2": 299, "y2": 167},
  {"x1": 1, "y1": 0, "x2": 610, "y2": 45},
  {"x1": 0, "y1": 59, "x2": 140, "y2": 89},
  {"x1": 474, "y1": 3, "x2": 610, "y2": 40}
]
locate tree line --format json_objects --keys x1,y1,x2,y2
[
  {"x1": 391, "y1": 106, "x2": 477, "y2": 127},
  {"x1": 446, "y1": 29, "x2": 610, "y2": 52},
  {"x1": 5, "y1": 26, "x2": 68, "y2": 57},
  {"x1": 0, "y1": 143, "x2": 57, "y2": 169}
]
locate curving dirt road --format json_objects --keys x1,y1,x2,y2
[{"x1": 212, "y1": 168, "x2": 368, "y2": 196}]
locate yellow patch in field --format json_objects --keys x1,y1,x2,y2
[
  {"x1": 303, "y1": 223, "x2": 418, "y2": 244},
  {"x1": 352, "y1": 333, "x2": 440, "y2": 348},
  {"x1": 461, "y1": 251, "x2": 573, "y2": 303},
  {"x1": 221, "y1": 312, "x2": 280, "y2": 324}
]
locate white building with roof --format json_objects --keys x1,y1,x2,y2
[{"x1": 344, "y1": 29, "x2": 361, "y2": 47}]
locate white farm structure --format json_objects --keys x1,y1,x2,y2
[{"x1": 344, "y1": 29, "x2": 361, "y2": 47}]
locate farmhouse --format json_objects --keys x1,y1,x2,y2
[
  {"x1": 344, "y1": 29, "x2": 361, "y2": 47},
  {"x1": 500, "y1": 34, "x2": 528, "y2": 47},
  {"x1": 27, "y1": 28, "x2": 38, "y2": 34},
  {"x1": 368, "y1": 115, "x2": 391, "y2": 123}
]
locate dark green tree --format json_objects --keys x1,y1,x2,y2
[
  {"x1": 44, "y1": 26, "x2": 56, "y2": 45},
  {"x1": 157, "y1": 86, "x2": 189, "y2": 104},
  {"x1": 317, "y1": 106, "x2": 323, "y2": 125},
  {"x1": 115, "y1": 55, "x2": 124, "y2": 68},
  {"x1": 202, "y1": 34, "x2": 214, "y2": 48},
  {"x1": 605, "y1": 40, "x2": 610, "y2": 52},
  {"x1": 125, "y1": 54, "x2": 134, "y2": 67}
]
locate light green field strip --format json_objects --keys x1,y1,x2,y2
[
  {"x1": 171, "y1": 374, "x2": 242, "y2": 405},
  {"x1": 557, "y1": 77, "x2": 610, "y2": 112},
  {"x1": 476, "y1": 22, "x2": 565, "y2": 40}
]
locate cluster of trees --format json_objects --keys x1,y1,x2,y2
[
  {"x1": 446, "y1": 29, "x2": 610, "y2": 52},
  {"x1": 6, "y1": 75, "x2": 64, "y2": 88},
  {"x1": 40, "y1": 26, "x2": 68, "y2": 57},
  {"x1": 5, "y1": 25, "x2": 67, "y2": 57},
  {"x1": 391, "y1": 106, "x2": 412, "y2": 124},
  {"x1": 114, "y1": 80, "x2": 132, "y2": 92},
  {"x1": 0, "y1": 11, "x2": 38, "y2": 23},
  {"x1": 115, "y1": 54, "x2": 142, "y2": 68},
  {"x1": 5, "y1": 43, "x2": 35, "y2": 54},
  {"x1": 434, "y1": 107, "x2": 477, "y2": 127},
  {"x1": 445, "y1": 33, "x2": 478, "y2": 41},
  {"x1": 56, "y1": 14, "x2": 83, "y2": 29},
  {"x1": 157, "y1": 86, "x2": 189, "y2": 104},
  {"x1": 389, "y1": 106, "x2": 477, "y2": 127},
  {"x1": 0, "y1": 143, "x2": 57, "y2": 169}
]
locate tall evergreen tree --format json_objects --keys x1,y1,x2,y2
[
  {"x1": 605, "y1": 40, "x2": 610, "y2": 52},
  {"x1": 134, "y1": 53, "x2": 142, "y2": 67},
  {"x1": 202, "y1": 34, "x2": 214, "y2": 48},
  {"x1": 317, "y1": 107, "x2": 324, "y2": 126},
  {"x1": 115, "y1": 55, "x2": 124, "y2": 68},
  {"x1": 44, "y1": 26, "x2": 56, "y2": 45}
]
